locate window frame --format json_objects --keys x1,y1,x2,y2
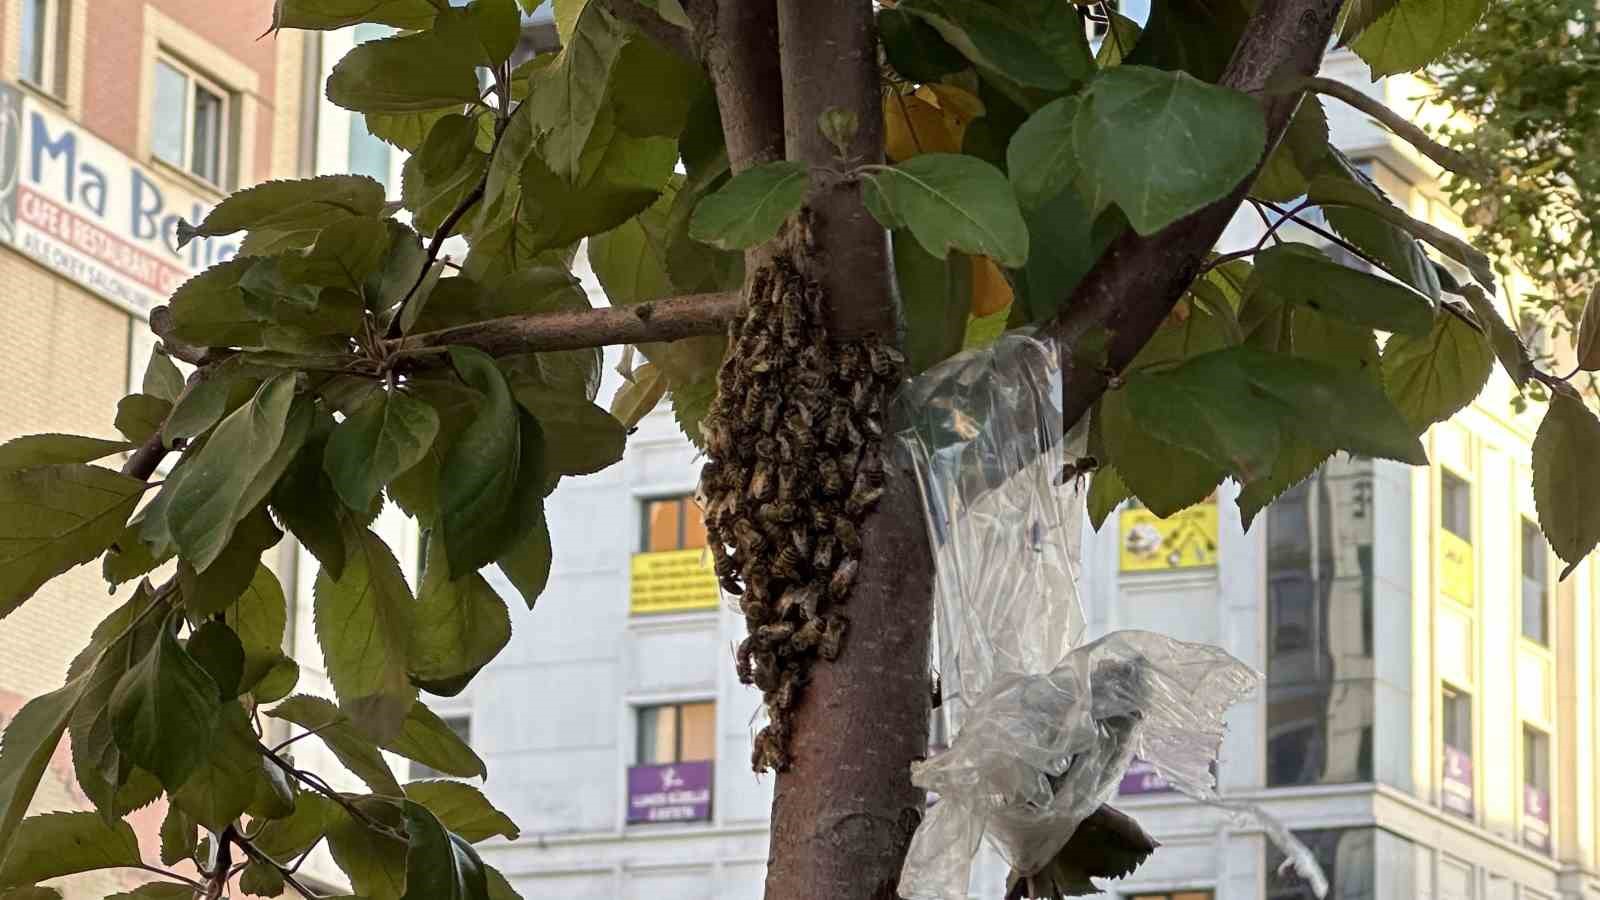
[
  {"x1": 640, "y1": 495, "x2": 707, "y2": 553},
  {"x1": 150, "y1": 51, "x2": 235, "y2": 189},
  {"x1": 1440, "y1": 469, "x2": 1472, "y2": 543},
  {"x1": 19, "y1": 0, "x2": 67, "y2": 98},
  {"x1": 1128, "y1": 891, "x2": 1215, "y2": 900},
  {"x1": 1520, "y1": 518, "x2": 1550, "y2": 646},
  {"x1": 634, "y1": 701, "x2": 716, "y2": 765}
]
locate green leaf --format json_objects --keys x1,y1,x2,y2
[
  {"x1": 510, "y1": 391, "x2": 625, "y2": 477},
  {"x1": 1580, "y1": 284, "x2": 1600, "y2": 372},
  {"x1": 109, "y1": 619, "x2": 221, "y2": 790},
  {"x1": 1098, "y1": 388, "x2": 1223, "y2": 517},
  {"x1": 240, "y1": 861, "x2": 287, "y2": 897},
  {"x1": 0, "y1": 812, "x2": 140, "y2": 889},
  {"x1": 178, "y1": 505, "x2": 284, "y2": 618},
  {"x1": 1121, "y1": 353, "x2": 1282, "y2": 481},
  {"x1": 1250, "y1": 243, "x2": 1437, "y2": 337},
  {"x1": 165, "y1": 373, "x2": 298, "y2": 572},
  {"x1": 400, "y1": 800, "x2": 491, "y2": 900},
  {"x1": 142, "y1": 348, "x2": 186, "y2": 403},
  {"x1": 688, "y1": 161, "x2": 809, "y2": 250},
  {"x1": 253, "y1": 655, "x2": 301, "y2": 704},
  {"x1": 495, "y1": 503, "x2": 551, "y2": 609},
  {"x1": 279, "y1": 217, "x2": 394, "y2": 293},
  {"x1": 1381, "y1": 311, "x2": 1494, "y2": 432},
  {"x1": 225, "y1": 565, "x2": 289, "y2": 695},
  {"x1": 106, "y1": 885, "x2": 196, "y2": 900},
  {"x1": 527, "y1": 3, "x2": 629, "y2": 183},
  {"x1": 252, "y1": 792, "x2": 339, "y2": 861},
  {"x1": 1236, "y1": 441, "x2": 1340, "y2": 532},
  {"x1": 68, "y1": 589, "x2": 162, "y2": 816},
  {"x1": 404, "y1": 780, "x2": 519, "y2": 843},
  {"x1": 387, "y1": 702, "x2": 487, "y2": 780},
  {"x1": 0, "y1": 464, "x2": 143, "y2": 620},
  {"x1": 1233, "y1": 347, "x2": 1427, "y2": 465},
  {"x1": 187, "y1": 620, "x2": 245, "y2": 699},
  {"x1": 403, "y1": 121, "x2": 490, "y2": 238},
  {"x1": 896, "y1": 0, "x2": 1092, "y2": 90},
  {"x1": 514, "y1": 118, "x2": 677, "y2": 251},
  {"x1": 1352, "y1": 0, "x2": 1490, "y2": 77},
  {"x1": 168, "y1": 260, "x2": 266, "y2": 348},
  {"x1": 862, "y1": 154, "x2": 1029, "y2": 268},
  {"x1": 114, "y1": 393, "x2": 171, "y2": 445},
  {"x1": 271, "y1": 0, "x2": 439, "y2": 30},
  {"x1": 266, "y1": 695, "x2": 402, "y2": 796},
  {"x1": 0, "y1": 434, "x2": 133, "y2": 471},
  {"x1": 435, "y1": 0, "x2": 521, "y2": 67},
  {"x1": 609, "y1": 36, "x2": 703, "y2": 139},
  {"x1": 410, "y1": 539, "x2": 511, "y2": 697},
  {"x1": 1074, "y1": 66, "x2": 1265, "y2": 235},
  {"x1": 440, "y1": 348, "x2": 524, "y2": 577},
  {"x1": 609, "y1": 364, "x2": 668, "y2": 429},
  {"x1": 1006, "y1": 96, "x2": 1081, "y2": 210},
  {"x1": 1532, "y1": 386, "x2": 1600, "y2": 578},
  {"x1": 161, "y1": 374, "x2": 239, "y2": 449},
  {"x1": 1087, "y1": 467, "x2": 1131, "y2": 531},
  {"x1": 1016, "y1": 190, "x2": 1119, "y2": 323},
  {"x1": 315, "y1": 526, "x2": 417, "y2": 742},
  {"x1": 1250, "y1": 100, "x2": 1330, "y2": 203},
  {"x1": 1307, "y1": 170, "x2": 1495, "y2": 291},
  {"x1": 879, "y1": 6, "x2": 970, "y2": 83},
  {"x1": 158, "y1": 804, "x2": 195, "y2": 866},
  {"x1": 171, "y1": 702, "x2": 271, "y2": 832},
  {"x1": 327, "y1": 799, "x2": 409, "y2": 900},
  {"x1": 271, "y1": 409, "x2": 350, "y2": 579},
  {"x1": 1458, "y1": 284, "x2": 1533, "y2": 387},
  {"x1": 0, "y1": 887, "x2": 61, "y2": 900},
  {"x1": 325, "y1": 389, "x2": 441, "y2": 512},
  {"x1": 0, "y1": 677, "x2": 92, "y2": 867},
  {"x1": 178, "y1": 176, "x2": 387, "y2": 245},
  {"x1": 328, "y1": 30, "x2": 482, "y2": 114},
  {"x1": 895, "y1": 233, "x2": 972, "y2": 375}
]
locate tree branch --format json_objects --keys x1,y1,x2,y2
[
  {"x1": 1301, "y1": 75, "x2": 1487, "y2": 181},
  {"x1": 597, "y1": 0, "x2": 693, "y2": 59},
  {"x1": 387, "y1": 291, "x2": 739, "y2": 361},
  {"x1": 1045, "y1": 0, "x2": 1347, "y2": 432},
  {"x1": 682, "y1": 0, "x2": 785, "y2": 172}
]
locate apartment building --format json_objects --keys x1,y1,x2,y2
[
  {"x1": 458, "y1": 31, "x2": 1600, "y2": 900},
  {"x1": 0, "y1": 0, "x2": 315, "y2": 894}
]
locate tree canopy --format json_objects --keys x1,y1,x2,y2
[{"x1": 0, "y1": 1, "x2": 1595, "y2": 899}]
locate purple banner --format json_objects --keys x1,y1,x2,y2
[
  {"x1": 1523, "y1": 785, "x2": 1551, "y2": 853},
  {"x1": 1119, "y1": 758, "x2": 1175, "y2": 796},
  {"x1": 627, "y1": 761, "x2": 713, "y2": 824},
  {"x1": 1441, "y1": 745, "x2": 1474, "y2": 819}
]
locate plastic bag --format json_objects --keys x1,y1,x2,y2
[{"x1": 893, "y1": 331, "x2": 1325, "y2": 899}]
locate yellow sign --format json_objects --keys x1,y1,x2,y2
[
  {"x1": 1440, "y1": 530, "x2": 1474, "y2": 606},
  {"x1": 1119, "y1": 503, "x2": 1219, "y2": 571},
  {"x1": 630, "y1": 549, "x2": 721, "y2": 614}
]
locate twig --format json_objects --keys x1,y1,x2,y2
[
  {"x1": 258, "y1": 747, "x2": 407, "y2": 844},
  {"x1": 386, "y1": 291, "x2": 740, "y2": 362},
  {"x1": 1198, "y1": 198, "x2": 1314, "y2": 274},
  {"x1": 133, "y1": 863, "x2": 208, "y2": 893},
  {"x1": 1300, "y1": 76, "x2": 1487, "y2": 181},
  {"x1": 234, "y1": 832, "x2": 330, "y2": 900}
]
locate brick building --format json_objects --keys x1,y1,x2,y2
[{"x1": 0, "y1": 1, "x2": 313, "y2": 894}]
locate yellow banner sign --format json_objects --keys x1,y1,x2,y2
[
  {"x1": 630, "y1": 549, "x2": 721, "y2": 614},
  {"x1": 1119, "y1": 503, "x2": 1219, "y2": 571},
  {"x1": 1440, "y1": 530, "x2": 1474, "y2": 606}
]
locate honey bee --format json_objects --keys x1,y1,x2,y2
[
  {"x1": 837, "y1": 345, "x2": 865, "y2": 380},
  {"x1": 779, "y1": 585, "x2": 822, "y2": 619},
  {"x1": 758, "y1": 501, "x2": 800, "y2": 525},
  {"x1": 773, "y1": 544, "x2": 808, "y2": 581},
  {"x1": 755, "y1": 436, "x2": 779, "y2": 460},
  {"x1": 846, "y1": 477, "x2": 884, "y2": 517},
  {"x1": 812, "y1": 534, "x2": 837, "y2": 571},
  {"x1": 782, "y1": 297, "x2": 806, "y2": 349},
  {"x1": 823, "y1": 403, "x2": 852, "y2": 447},
  {"x1": 811, "y1": 507, "x2": 834, "y2": 532},
  {"x1": 835, "y1": 518, "x2": 860, "y2": 553},
  {"x1": 819, "y1": 458, "x2": 845, "y2": 496},
  {"x1": 829, "y1": 558, "x2": 859, "y2": 599},
  {"x1": 741, "y1": 383, "x2": 766, "y2": 421},
  {"x1": 761, "y1": 395, "x2": 783, "y2": 434},
  {"x1": 735, "y1": 638, "x2": 755, "y2": 684},
  {"x1": 867, "y1": 341, "x2": 904, "y2": 378},
  {"x1": 748, "y1": 461, "x2": 777, "y2": 500},
  {"x1": 819, "y1": 615, "x2": 848, "y2": 661},
  {"x1": 849, "y1": 379, "x2": 872, "y2": 412},
  {"x1": 733, "y1": 518, "x2": 767, "y2": 552},
  {"x1": 752, "y1": 651, "x2": 780, "y2": 692},
  {"x1": 740, "y1": 594, "x2": 772, "y2": 624},
  {"x1": 804, "y1": 284, "x2": 826, "y2": 323},
  {"x1": 783, "y1": 417, "x2": 817, "y2": 453},
  {"x1": 857, "y1": 444, "x2": 885, "y2": 485},
  {"x1": 789, "y1": 617, "x2": 823, "y2": 652},
  {"x1": 774, "y1": 672, "x2": 799, "y2": 709},
  {"x1": 758, "y1": 621, "x2": 795, "y2": 645},
  {"x1": 778, "y1": 465, "x2": 803, "y2": 501},
  {"x1": 789, "y1": 527, "x2": 811, "y2": 558},
  {"x1": 775, "y1": 433, "x2": 798, "y2": 464}
]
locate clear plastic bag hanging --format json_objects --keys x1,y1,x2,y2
[{"x1": 892, "y1": 330, "x2": 1326, "y2": 899}]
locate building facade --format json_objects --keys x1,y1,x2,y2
[{"x1": 0, "y1": 0, "x2": 314, "y2": 894}]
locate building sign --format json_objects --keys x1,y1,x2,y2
[
  {"x1": 1523, "y1": 785, "x2": 1551, "y2": 854},
  {"x1": 1439, "y1": 530, "x2": 1474, "y2": 606},
  {"x1": 630, "y1": 548, "x2": 720, "y2": 614},
  {"x1": 1119, "y1": 501, "x2": 1219, "y2": 571},
  {"x1": 627, "y1": 761, "x2": 712, "y2": 824},
  {"x1": 0, "y1": 82, "x2": 235, "y2": 319},
  {"x1": 1441, "y1": 745, "x2": 1474, "y2": 819},
  {"x1": 1118, "y1": 758, "x2": 1174, "y2": 795}
]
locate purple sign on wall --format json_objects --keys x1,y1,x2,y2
[
  {"x1": 627, "y1": 761, "x2": 713, "y2": 824},
  {"x1": 1441, "y1": 745, "x2": 1474, "y2": 819},
  {"x1": 1523, "y1": 785, "x2": 1551, "y2": 854},
  {"x1": 1118, "y1": 758, "x2": 1174, "y2": 796}
]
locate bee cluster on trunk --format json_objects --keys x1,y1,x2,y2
[{"x1": 698, "y1": 256, "x2": 902, "y2": 772}]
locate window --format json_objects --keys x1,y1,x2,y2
[
  {"x1": 1523, "y1": 726, "x2": 1549, "y2": 796},
  {"x1": 1131, "y1": 893, "x2": 1213, "y2": 900},
  {"x1": 348, "y1": 24, "x2": 394, "y2": 191},
  {"x1": 410, "y1": 714, "x2": 471, "y2": 779},
  {"x1": 642, "y1": 496, "x2": 708, "y2": 552},
  {"x1": 1523, "y1": 725, "x2": 1551, "y2": 853},
  {"x1": 1521, "y1": 520, "x2": 1549, "y2": 645},
  {"x1": 152, "y1": 55, "x2": 232, "y2": 187},
  {"x1": 636, "y1": 702, "x2": 715, "y2": 764},
  {"x1": 1441, "y1": 471, "x2": 1471, "y2": 541},
  {"x1": 1441, "y1": 685, "x2": 1473, "y2": 818},
  {"x1": 1442, "y1": 686, "x2": 1471, "y2": 754},
  {"x1": 20, "y1": 0, "x2": 65, "y2": 96}
]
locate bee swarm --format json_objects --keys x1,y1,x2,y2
[{"x1": 699, "y1": 256, "x2": 901, "y2": 772}]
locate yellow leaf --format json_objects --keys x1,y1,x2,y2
[
  {"x1": 883, "y1": 93, "x2": 961, "y2": 162},
  {"x1": 970, "y1": 255, "x2": 1014, "y2": 317}
]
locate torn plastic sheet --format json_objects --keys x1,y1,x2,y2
[{"x1": 892, "y1": 330, "x2": 1327, "y2": 900}]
